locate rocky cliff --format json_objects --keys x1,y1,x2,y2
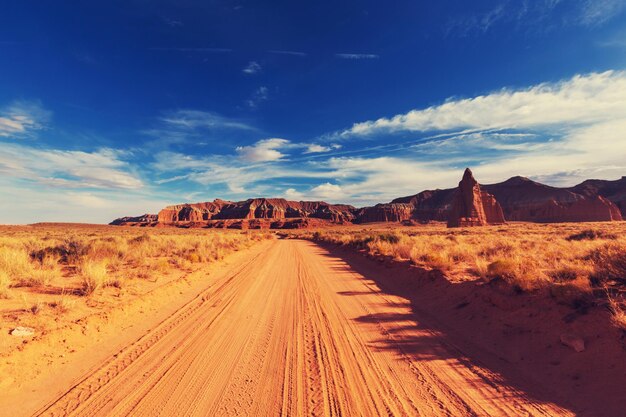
[
  {"x1": 391, "y1": 189, "x2": 456, "y2": 222},
  {"x1": 483, "y1": 177, "x2": 623, "y2": 223},
  {"x1": 569, "y1": 176, "x2": 626, "y2": 218},
  {"x1": 109, "y1": 214, "x2": 158, "y2": 225},
  {"x1": 155, "y1": 198, "x2": 356, "y2": 225},
  {"x1": 111, "y1": 173, "x2": 625, "y2": 227},
  {"x1": 447, "y1": 169, "x2": 506, "y2": 227},
  {"x1": 354, "y1": 203, "x2": 413, "y2": 223}
]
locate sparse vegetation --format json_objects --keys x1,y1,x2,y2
[
  {"x1": 290, "y1": 222, "x2": 626, "y2": 327},
  {"x1": 80, "y1": 260, "x2": 110, "y2": 295},
  {"x1": 0, "y1": 225, "x2": 273, "y2": 323}
]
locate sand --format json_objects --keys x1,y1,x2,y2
[{"x1": 3, "y1": 239, "x2": 586, "y2": 416}]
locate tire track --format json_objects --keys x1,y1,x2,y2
[{"x1": 34, "y1": 239, "x2": 574, "y2": 417}]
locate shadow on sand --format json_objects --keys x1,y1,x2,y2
[{"x1": 311, "y1": 240, "x2": 626, "y2": 417}]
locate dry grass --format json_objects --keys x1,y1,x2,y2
[
  {"x1": 0, "y1": 224, "x2": 272, "y2": 303},
  {"x1": 292, "y1": 222, "x2": 626, "y2": 324},
  {"x1": 80, "y1": 260, "x2": 110, "y2": 295}
]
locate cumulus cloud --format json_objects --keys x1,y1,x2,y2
[
  {"x1": 284, "y1": 182, "x2": 343, "y2": 201},
  {"x1": 342, "y1": 71, "x2": 626, "y2": 136},
  {"x1": 242, "y1": 61, "x2": 262, "y2": 74},
  {"x1": 236, "y1": 138, "x2": 290, "y2": 162}
]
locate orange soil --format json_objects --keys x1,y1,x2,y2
[{"x1": 4, "y1": 238, "x2": 625, "y2": 416}]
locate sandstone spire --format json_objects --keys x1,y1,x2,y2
[{"x1": 447, "y1": 168, "x2": 505, "y2": 227}]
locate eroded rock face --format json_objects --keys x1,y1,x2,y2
[
  {"x1": 391, "y1": 189, "x2": 456, "y2": 222},
  {"x1": 484, "y1": 177, "x2": 623, "y2": 222},
  {"x1": 109, "y1": 214, "x2": 158, "y2": 225},
  {"x1": 355, "y1": 203, "x2": 414, "y2": 223},
  {"x1": 156, "y1": 198, "x2": 356, "y2": 224},
  {"x1": 569, "y1": 176, "x2": 626, "y2": 219},
  {"x1": 447, "y1": 169, "x2": 506, "y2": 228},
  {"x1": 111, "y1": 173, "x2": 625, "y2": 227}
]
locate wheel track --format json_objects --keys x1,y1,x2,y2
[{"x1": 33, "y1": 239, "x2": 574, "y2": 417}]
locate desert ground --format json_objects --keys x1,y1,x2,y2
[{"x1": 0, "y1": 222, "x2": 625, "y2": 416}]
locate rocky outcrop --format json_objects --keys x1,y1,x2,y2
[
  {"x1": 157, "y1": 200, "x2": 230, "y2": 223},
  {"x1": 447, "y1": 169, "x2": 505, "y2": 227},
  {"x1": 109, "y1": 214, "x2": 158, "y2": 225},
  {"x1": 391, "y1": 189, "x2": 456, "y2": 222},
  {"x1": 569, "y1": 176, "x2": 626, "y2": 218},
  {"x1": 155, "y1": 198, "x2": 356, "y2": 225},
  {"x1": 111, "y1": 173, "x2": 625, "y2": 227},
  {"x1": 484, "y1": 177, "x2": 623, "y2": 223},
  {"x1": 355, "y1": 203, "x2": 414, "y2": 223}
]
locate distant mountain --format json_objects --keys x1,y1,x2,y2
[
  {"x1": 569, "y1": 176, "x2": 626, "y2": 217},
  {"x1": 111, "y1": 173, "x2": 625, "y2": 227},
  {"x1": 483, "y1": 177, "x2": 622, "y2": 222},
  {"x1": 351, "y1": 174, "x2": 623, "y2": 224}
]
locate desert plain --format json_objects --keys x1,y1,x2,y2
[{"x1": 0, "y1": 220, "x2": 625, "y2": 417}]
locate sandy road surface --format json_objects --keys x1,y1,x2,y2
[{"x1": 35, "y1": 239, "x2": 571, "y2": 417}]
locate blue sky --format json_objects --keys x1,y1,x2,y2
[{"x1": 1, "y1": 0, "x2": 626, "y2": 223}]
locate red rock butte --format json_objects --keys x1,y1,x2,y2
[
  {"x1": 447, "y1": 168, "x2": 506, "y2": 228},
  {"x1": 111, "y1": 171, "x2": 625, "y2": 227}
]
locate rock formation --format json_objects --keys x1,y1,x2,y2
[
  {"x1": 111, "y1": 173, "x2": 625, "y2": 227},
  {"x1": 152, "y1": 198, "x2": 356, "y2": 225},
  {"x1": 569, "y1": 176, "x2": 626, "y2": 218},
  {"x1": 483, "y1": 177, "x2": 623, "y2": 223},
  {"x1": 391, "y1": 189, "x2": 456, "y2": 222},
  {"x1": 355, "y1": 203, "x2": 414, "y2": 223},
  {"x1": 109, "y1": 214, "x2": 158, "y2": 226},
  {"x1": 447, "y1": 169, "x2": 506, "y2": 227}
]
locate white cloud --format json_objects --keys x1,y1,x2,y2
[
  {"x1": 309, "y1": 182, "x2": 343, "y2": 198},
  {"x1": 142, "y1": 109, "x2": 255, "y2": 148},
  {"x1": 304, "y1": 143, "x2": 342, "y2": 153},
  {"x1": 335, "y1": 53, "x2": 379, "y2": 59},
  {"x1": 236, "y1": 138, "x2": 290, "y2": 162},
  {"x1": 0, "y1": 144, "x2": 143, "y2": 190},
  {"x1": 158, "y1": 109, "x2": 254, "y2": 131},
  {"x1": 242, "y1": 61, "x2": 262, "y2": 74},
  {"x1": 342, "y1": 71, "x2": 626, "y2": 136},
  {"x1": 578, "y1": 0, "x2": 626, "y2": 25},
  {"x1": 284, "y1": 182, "x2": 344, "y2": 201},
  {"x1": 0, "y1": 180, "x2": 168, "y2": 224},
  {"x1": 0, "y1": 100, "x2": 50, "y2": 138},
  {"x1": 446, "y1": 0, "x2": 624, "y2": 36}
]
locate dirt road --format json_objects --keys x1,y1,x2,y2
[{"x1": 35, "y1": 239, "x2": 572, "y2": 416}]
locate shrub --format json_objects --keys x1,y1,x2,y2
[
  {"x1": 567, "y1": 229, "x2": 616, "y2": 241},
  {"x1": 50, "y1": 293, "x2": 75, "y2": 314},
  {"x1": 34, "y1": 238, "x2": 90, "y2": 264},
  {"x1": 608, "y1": 296, "x2": 626, "y2": 331},
  {"x1": 186, "y1": 252, "x2": 201, "y2": 263},
  {"x1": 587, "y1": 243, "x2": 626, "y2": 285},
  {"x1": 548, "y1": 267, "x2": 579, "y2": 283},
  {"x1": 377, "y1": 233, "x2": 400, "y2": 244},
  {"x1": 0, "y1": 246, "x2": 33, "y2": 282},
  {"x1": 486, "y1": 259, "x2": 518, "y2": 281},
  {"x1": 80, "y1": 260, "x2": 109, "y2": 295},
  {"x1": 0, "y1": 270, "x2": 11, "y2": 299}
]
